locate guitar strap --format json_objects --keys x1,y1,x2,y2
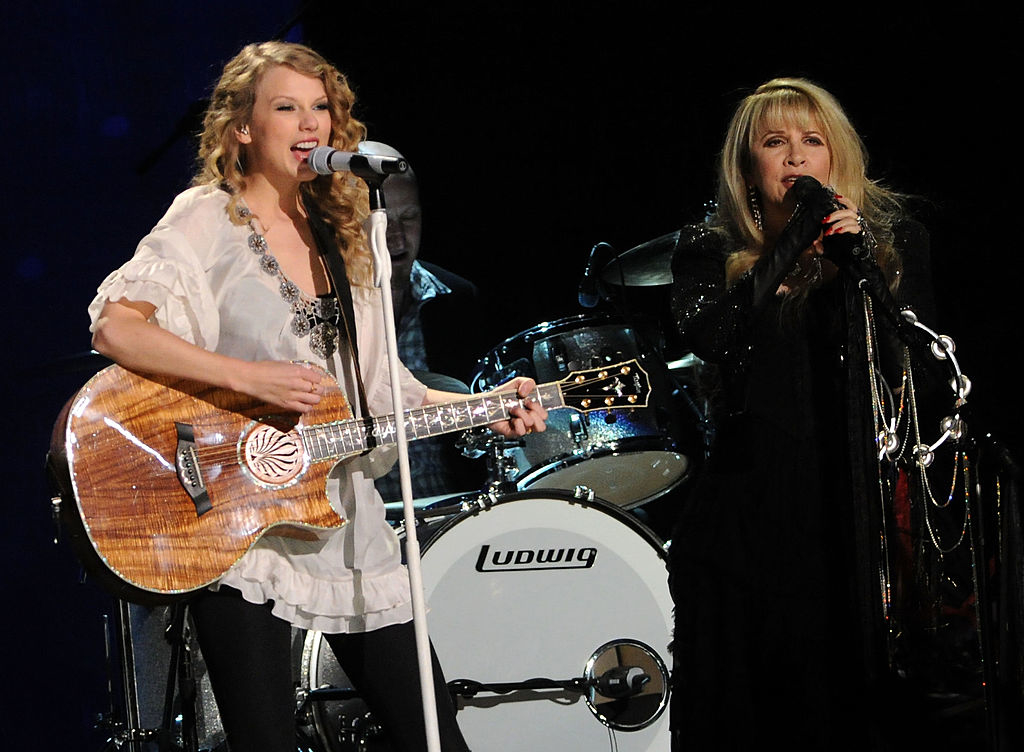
[{"x1": 304, "y1": 200, "x2": 371, "y2": 420}]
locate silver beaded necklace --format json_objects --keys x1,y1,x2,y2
[{"x1": 239, "y1": 206, "x2": 341, "y2": 360}]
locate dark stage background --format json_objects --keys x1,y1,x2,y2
[{"x1": 3, "y1": 3, "x2": 1020, "y2": 749}]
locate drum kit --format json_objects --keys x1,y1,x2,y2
[{"x1": 55, "y1": 233, "x2": 708, "y2": 752}]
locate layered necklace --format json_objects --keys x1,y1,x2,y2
[{"x1": 239, "y1": 205, "x2": 341, "y2": 360}]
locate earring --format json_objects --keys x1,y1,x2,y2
[
  {"x1": 747, "y1": 185, "x2": 763, "y2": 232},
  {"x1": 239, "y1": 125, "x2": 249, "y2": 136}
]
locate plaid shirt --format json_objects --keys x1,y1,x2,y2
[
  {"x1": 394, "y1": 261, "x2": 451, "y2": 371},
  {"x1": 375, "y1": 262, "x2": 466, "y2": 502}
]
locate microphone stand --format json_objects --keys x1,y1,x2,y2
[{"x1": 359, "y1": 168, "x2": 442, "y2": 752}]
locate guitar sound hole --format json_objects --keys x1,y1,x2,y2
[{"x1": 245, "y1": 424, "x2": 304, "y2": 484}]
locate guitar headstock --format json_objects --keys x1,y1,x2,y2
[{"x1": 558, "y1": 359, "x2": 650, "y2": 412}]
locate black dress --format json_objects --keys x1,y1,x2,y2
[{"x1": 667, "y1": 220, "x2": 935, "y2": 750}]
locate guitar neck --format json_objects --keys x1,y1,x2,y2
[{"x1": 301, "y1": 382, "x2": 566, "y2": 462}]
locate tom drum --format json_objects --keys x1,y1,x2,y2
[{"x1": 472, "y1": 314, "x2": 694, "y2": 508}]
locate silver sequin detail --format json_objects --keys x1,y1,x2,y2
[{"x1": 245, "y1": 218, "x2": 341, "y2": 359}]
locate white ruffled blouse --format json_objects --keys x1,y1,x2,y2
[{"x1": 88, "y1": 185, "x2": 427, "y2": 633}]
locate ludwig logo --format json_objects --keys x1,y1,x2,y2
[{"x1": 475, "y1": 543, "x2": 598, "y2": 572}]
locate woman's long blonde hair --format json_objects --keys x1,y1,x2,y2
[
  {"x1": 194, "y1": 41, "x2": 373, "y2": 286},
  {"x1": 715, "y1": 78, "x2": 903, "y2": 288}
]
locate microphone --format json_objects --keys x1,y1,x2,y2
[
  {"x1": 578, "y1": 241, "x2": 614, "y2": 308},
  {"x1": 790, "y1": 175, "x2": 859, "y2": 263},
  {"x1": 592, "y1": 666, "x2": 650, "y2": 698},
  {"x1": 308, "y1": 146, "x2": 408, "y2": 176},
  {"x1": 752, "y1": 176, "x2": 837, "y2": 310},
  {"x1": 791, "y1": 175, "x2": 840, "y2": 216},
  {"x1": 792, "y1": 176, "x2": 875, "y2": 270},
  {"x1": 797, "y1": 178, "x2": 911, "y2": 337}
]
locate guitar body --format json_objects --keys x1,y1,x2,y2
[{"x1": 61, "y1": 365, "x2": 349, "y2": 598}]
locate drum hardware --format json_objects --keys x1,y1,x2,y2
[
  {"x1": 568, "y1": 411, "x2": 588, "y2": 445},
  {"x1": 666, "y1": 352, "x2": 714, "y2": 459},
  {"x1": 89, "y1": 600, "x2": 204, "y2": 752},
  {"x1": 572, "y1": 484, "x2": 596, "y2": 501},
  {"x1": 386, "y1": 490, "x2": 497, "y2": 525},
  {"x1": 50, "y1": 494, "x2": 62, "y2": 545},
  {"x1": 456, "y1": 427, "x2": 526, "y2": 497},
  {"x1": 295, "y1": 686, "x2": 379, "y2": 752},
  {"x1": 297, "y1": 686, "x2": 360, "y2": 704},
  {"x1": 447, "y1": 667, "x2": 647, "y2": 702},
  {"x1": 446, "y1": 636, "x2": 669, "y2": 732}
]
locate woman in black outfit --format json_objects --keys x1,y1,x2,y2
[{"x1": 667, "y1": 78, "x2": 936, "y2": 750}]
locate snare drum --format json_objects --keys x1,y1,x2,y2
[
  {"x1": 301, "y1": 491, "x2": 673, "y2": 751},
  {"x1": 473, "y1": 314, "x2": 693, "y2": 508}
]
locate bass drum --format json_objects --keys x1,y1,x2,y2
[
  {"x1": 472, "y1": 314, "x2": 694, "y2": 509},
  {"x1": 301, "y1": 491, "x2": 673, "y2": 751}
]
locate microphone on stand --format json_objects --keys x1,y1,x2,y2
[
  {"x1": 578, "y1": 241, "x2": 615, "y2": 308},
  {"x1": 308, "y1": 146, "x2": 408, "y2": 176}
]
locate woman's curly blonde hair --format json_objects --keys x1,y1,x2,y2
[{"x1": 194, "y1": 41, "x2": 373, "y2": 287}]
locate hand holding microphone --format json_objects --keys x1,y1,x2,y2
[
  {"x1": 751, "y1": 176, "x2": 837, "y2": 309},
  {"x1": 799, "y1": 180, "x2": 909, "y2": 329}
]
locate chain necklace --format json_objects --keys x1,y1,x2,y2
[{"x1": 239, "y1": 207, "x2": 341, "y2": 360}]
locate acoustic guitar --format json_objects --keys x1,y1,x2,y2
[{"x1": 48, "y1": 359, "x2": 650, "y2": 601}]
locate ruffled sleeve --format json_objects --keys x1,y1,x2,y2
[{"x1": 87, "y1": 188, "x2": 224, "y2": 350}]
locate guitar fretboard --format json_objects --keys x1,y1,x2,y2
[{"x1": 301, "y1": 382, "x2": 565, "y2": 462}]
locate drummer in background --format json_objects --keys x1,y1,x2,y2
[
  {"x1": 89, "y1": 40, "x2": 546, "y2": 752},
  {"x1": 366, "y1": 142, "x2": 491, "y2": 502},
  {"x1": 666, "y1": 78, "x2": 936, "y2": 749}
]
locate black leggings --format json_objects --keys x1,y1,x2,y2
[{"x1": 190, "y1": 587, "x2": 470, "y2": 752}]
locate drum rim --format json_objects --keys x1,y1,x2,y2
[
  {"x1": 471, "y1": 312, "x2": 663, "y2": 384},
  {"x1": 418, "y1": 489, "x2": 669, "y2": 559},
  {"x1": 490, "y1": 312, "x2": 654, "y2": 346},
  {"x1": 512, "y1": 442, "x2": 690, "y2": 508},
  {"x1": 514, "y1": 438, "x2": 688, "y2": 476}
]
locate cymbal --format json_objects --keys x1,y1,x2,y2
[{"x1": 600, "y1": 229, "x2": 680, "y2": 287}]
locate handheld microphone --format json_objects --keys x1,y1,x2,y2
[
  {"x1": 792, "y1": 177, "x2": 869, "y2": 268},
  {"x1": 795, "y1": 178, "x2": 910, "y2": 332},
  {"x1": 791, "y1": 175, "x2": 840, "y2": 215},
  {"x1": 308, "y1": 146, "x2": 408, "y2": 176},
  {"x1": 751, "y1": 175, "x2": 838, "y2": 310}
]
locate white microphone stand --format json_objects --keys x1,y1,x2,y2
[{"x1": 361, "y1": 170, "x2": 442, "y2": 752}]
